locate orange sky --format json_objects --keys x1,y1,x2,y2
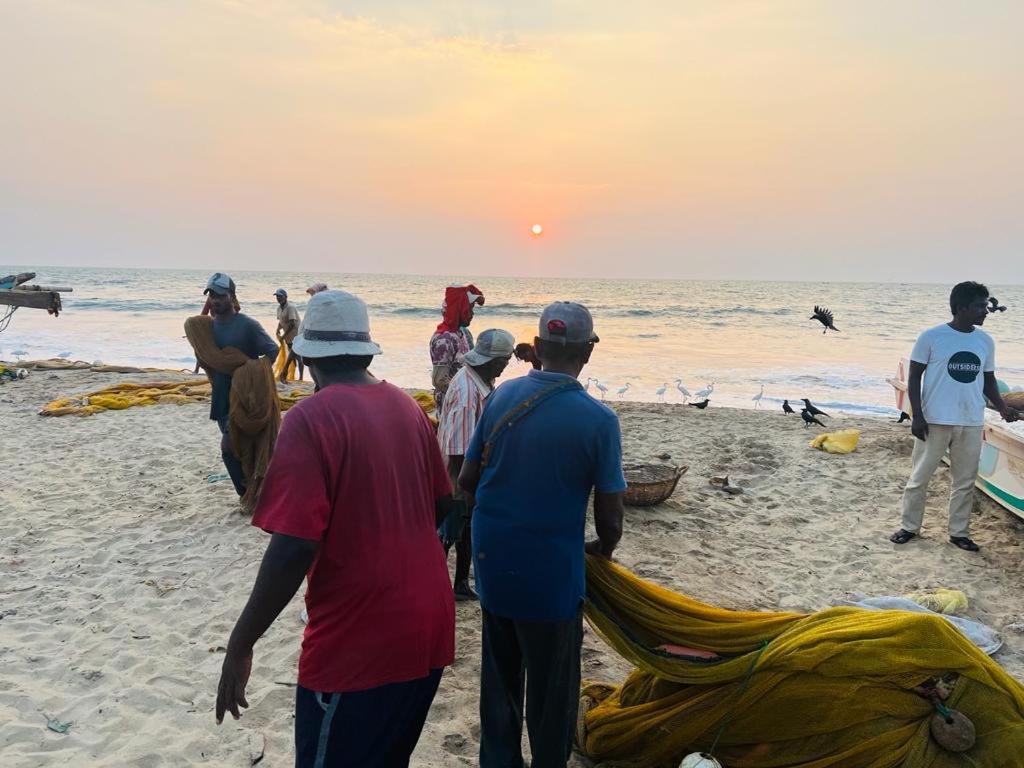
[{"x1": 2, "y1": 1, "x2": 1022, "y2": 281}]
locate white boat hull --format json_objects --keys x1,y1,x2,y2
[{"x1": 888, "y1": 358, "x2": 1024, "y2": 520}]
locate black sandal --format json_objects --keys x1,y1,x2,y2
[
  {"x1": 949, "y1": 536, "x2": 980, "y2": 552},
  {"x1": 889, "y1": 529, "x2": 917, "y2": 545}
]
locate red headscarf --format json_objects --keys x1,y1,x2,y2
[{"x1": 436, "y1": 284, "x2": 484, "y2": 333}]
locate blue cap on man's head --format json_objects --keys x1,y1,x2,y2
[
  {"x1": 204, "y1": 273, "x2": 234, "y2": 295},
  {"x1": 274, "y1": 288, "x2": 288, "y2": 298}
]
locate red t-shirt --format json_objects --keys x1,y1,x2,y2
[{"x1": 252, "y1": 381, "x2": 455, "y2": 693}]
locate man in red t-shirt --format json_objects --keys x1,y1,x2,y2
[{"x1": 215, "y1": 290, "x2": 456, "y2": 767}]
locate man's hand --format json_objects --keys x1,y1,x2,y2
[
  {"x1": 215, "y1": 647, "x2": 253, "y2": 723},
  {"x1": 1000, "y1": 405, "x2": 1019, "y2": 423},
  {"x1": 585, "y1": 538, "x2": 614, "y2": 560},
  {"x1": 911, "y1": 414, "x2": 929, "y2": 441}
]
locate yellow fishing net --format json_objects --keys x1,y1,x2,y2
[
  {"x1": 40, "y1": 381, "x2": 439, "y2": 425},
  {"x1": 40, "y1": 381, "x2": 215, "y2": 416},
  {"x1": 580, "y1": 556, "x2": 1024, "y2": 767},
  {"x1": 273, "y1": 339, "x2": 299, "y2": 382}
]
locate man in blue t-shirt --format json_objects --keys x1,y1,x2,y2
[
  {"x1": 460, "y1": 301, "x2": 626, "y2": 768},
  {"x1": 201, "y1": 273, "x2": 279, "y2": 497}
]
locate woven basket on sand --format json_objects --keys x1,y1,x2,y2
[{"x1": 622, "y1": 464, "x2": 688, "y2": 507}]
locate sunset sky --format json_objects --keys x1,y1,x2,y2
[{"x1": 2, "y1": 1, "x2": 1021, "y2": 282}]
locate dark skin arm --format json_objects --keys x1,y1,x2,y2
[
  {"x1": 984, "y1": 371, "x2": 1019, "y2": 422},
  {"x1": 215, "y1": 533, "x2": 319, "y2": 724},
  {"x1": 277, "y1": 317, "x2": 298, "y2": 339},
  {"x1": 458, "y1": 457, "x2": 479, "y2": 518},
  {"x1": 435, "y1": 493, "x2": 456, "y2": 527},
  {"x1": 908, "y1": 361, "x2": 928, "y2": 440},
  {"x1": 458, "y1": 457, "x2": 481, "y2": 496},
  {"x1": 586, "y1": 491, "x2": 624, "y2": 559}
]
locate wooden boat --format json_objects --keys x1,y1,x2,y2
[
  {"x1": 0, "y1": 272, "x2": 71, "y2": 316},
  {"x1": 887, "y1": 358, "x2": 1024, "y2": 519}
]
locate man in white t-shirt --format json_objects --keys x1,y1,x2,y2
[{"x1": 890, "y1": 281, "x2": 1018, "y2": 552}]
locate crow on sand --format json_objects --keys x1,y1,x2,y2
[
  {"x1": 802, "y1": 398, "x2": 830, "y2": 418},
  {"x1": 801, "y1": 409, "x2": 826, "y2": 427}
]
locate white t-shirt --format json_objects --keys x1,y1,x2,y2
[{"x1": 910, "y1": 323, "x2": 995, "y2": 426}]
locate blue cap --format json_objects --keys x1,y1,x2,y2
[
  {"x1": 274, "y1": 288, "x2": 288, "y2": 298},
  {"x1": 204, "y1": 273, "x2": 234, "y2": 295}
]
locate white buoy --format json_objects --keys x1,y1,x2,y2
[
  {"x1": 680, "y1": 753, "x2": 723, "y2": 768},
  {"x1": 16, "y1": 368, "x2": 28, "y2": 379}
]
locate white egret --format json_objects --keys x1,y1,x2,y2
[
  {"x1": 695, "y1": 382, "x2": 715, "y2": 400},
  {"x1": 674, "y1": 378, "x2": 690, "y2": 401},
  {"x1": 617, "y1": 382, "x2": 631, "y2": 398},
  {"x1": 752, "y1": 384, "x2": 764, "y2": 408},
  {"x1": 655, "y1": 382, "x2": 668, "y2": 401}
]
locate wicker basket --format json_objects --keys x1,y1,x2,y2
[{"x1": 622, "y1": 463, "x2": 688, "y2": 507}]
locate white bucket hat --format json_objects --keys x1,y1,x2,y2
[{"x1": 292, "y1": 290, "x2": 383, "y2": 358}]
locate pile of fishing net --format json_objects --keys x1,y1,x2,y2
[
  {"x1": 40, "y1": 381, "x2": 438, "y2": 422},
  {"x1": 40, "y1": 381, "x2": 216, "y2": 416},
  {"x1": 579, "y1": 556, "x2": 1024, "y2": 767}
]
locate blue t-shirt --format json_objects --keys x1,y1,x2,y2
[
  {"x1": 209, "y1": 313, "x2": 278, "y2": 421},
  {"x1": 466, "y1": 369, "x2": 627, "y2": 621}
]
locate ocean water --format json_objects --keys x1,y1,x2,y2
[{"x1": 3, "y1": 266, "x2": 1023, "y2": 416}]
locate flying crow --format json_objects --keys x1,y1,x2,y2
[
  {"x1": 802, "y1": 398, "x2": 829, "y2": 418},
  {"x1": 801, "y1": 408, "x2": 826, "y2": 428},
  {"x1": 988, "y1": 297, "x2": 1007, "y2": 313},
  {"x1": 810, "y1": 306, "x2": 839, "y2": 333}
]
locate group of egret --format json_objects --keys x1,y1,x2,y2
[
  {"x1": 585, "y1": 378, "x2": 715, "y2": 403},
  {"x1": 585, "y1": 378, "x2": 631, "y2": 399}
]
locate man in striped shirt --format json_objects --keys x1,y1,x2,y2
[{"x1": 437, "y1": 328, "x2": 515, "y2": 601}]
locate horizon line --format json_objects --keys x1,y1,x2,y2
[{"x1": 3, "y1": 262, "x2": 1020, "y2": 289}]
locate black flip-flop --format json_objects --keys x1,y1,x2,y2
[
  {"x1": 949, "y1": 536, "x2": 980, "y2": 552},
  {"x1": 889, "y1": 529, "x2": 917, "y2": 545}
]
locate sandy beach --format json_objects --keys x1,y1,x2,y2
[{"x1": 2, "y1": 368, "x2": 1024, "y2": 767}]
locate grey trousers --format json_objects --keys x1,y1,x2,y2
[{"x1": 900, "y1": 424, "x2": 984, "y2": 538}]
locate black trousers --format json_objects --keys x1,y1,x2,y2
[
  {"x1": 479, "y1": 608, "x2": 583, "y2": 768},
  {"x1": 294, "y1": 670, "x2": 442, "y2": 768},
  {"x1": 216, "y1": 417, "x2": 246, "y2": 497}
]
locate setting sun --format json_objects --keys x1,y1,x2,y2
[{"x1": 531, "y1": 224, "x2": 543, "y2": 236}]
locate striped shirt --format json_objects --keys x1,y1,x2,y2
[{"x1": 437, "y1": 366, "x2": 491, "y2": 457}]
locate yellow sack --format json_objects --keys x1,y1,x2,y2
[
  {"x1": 905, "y1": 588, "x2": 969, "y2": 616},
  {"x1": 809, "y1": 428, "x2": 860, "y2": 454}
]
